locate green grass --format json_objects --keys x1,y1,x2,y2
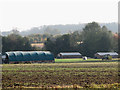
[
  {"x1": 55, "y1": 58, "x2": 100, "y2": 62},
  {"x1": 55, "y1": 58, "x2": 119, "y2": 63}
]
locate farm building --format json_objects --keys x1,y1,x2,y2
[
  {"x1": 31, "y1": 43, "x2": 44, "y2": 48},
  {"x1": 94, "y1": 52, "x2": 118, "y2": 59},
  {"x1": 57, "y1": 52, "x2": 82, "y2": 58},
  {"x1": 4, "y1": 51, "x2": 54, "y2": 64}
]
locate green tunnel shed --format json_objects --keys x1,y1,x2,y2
[{"x1": 5, "y1": 51, "x2": 54, "y2": 63}]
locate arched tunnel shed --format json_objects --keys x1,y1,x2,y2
[{"x1": 5, "y1": 51, "x2": 54, "y2": 63}]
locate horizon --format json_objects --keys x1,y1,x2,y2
[
  {"x1": 1, "y1": 22, "x2": 118, "y2": 32},
  {"x1": 0, "y1": 0, "x2": 119, "y2": 32}
]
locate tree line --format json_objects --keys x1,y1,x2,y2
[
  {"x1": 44, "y1": 22, "x2": 118, "y2": 57},
  {"x1": 2, "y1": 34, "x2": 34, "y2": 54},
  {"x1": 1, "y1": 22, "x2": 119, "y2": 57}
]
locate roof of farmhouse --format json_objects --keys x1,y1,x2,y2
[
  {"x1": 96, "y1": 52, "x2": 118, "y2": 56},
  {"x1": 59, "y1": 52, "x2": 81, "y2": 56}
]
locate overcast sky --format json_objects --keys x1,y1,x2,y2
[{"x1": 0, "y1": 0, "x2": 119, "y2": 31}]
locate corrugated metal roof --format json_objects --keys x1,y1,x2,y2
[
  {"x1": 6, "y1": 51, "x2": 54, "y2": 61},
  {"x1": 96, "y1": 52, "x2": 118, "y2": 56},
  {"x1": 59, "y1": 52, "x2": 81, "y2": 56}
]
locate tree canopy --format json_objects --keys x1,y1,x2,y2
[
  {"x1": 2, "y1": 34, "x2": 34, "y2": 54},
  {"x1": 2, "y1": 22, "x2": 118, "y2": 57},
  {"x1": 44, "y1": 22, "x2": 117, "y2": 57}
]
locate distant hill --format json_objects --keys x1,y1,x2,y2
[
  {"x1": 2, "y1": 22, "x2": 118, "y2": 36},
  {"x1": 100, "y1": 22, "x2": 118, "y2": 33}
]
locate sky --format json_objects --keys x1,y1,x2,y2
[{"x1": 0, "y1": 0, "x2": 119, "y2": 31}]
